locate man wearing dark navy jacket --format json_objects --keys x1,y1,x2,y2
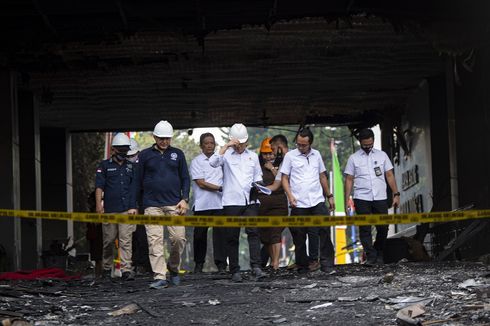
[
  {"x1": 134, "y1": 120, "x2": 190, "y2": 289},
  {"x1": 95, "y1": 133, "x2": 138, "y2": 281}
]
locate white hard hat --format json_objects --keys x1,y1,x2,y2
[
  {"x1": 127, "y1": 138, "x2": 140, "y2": 156},
  {"x1": 153, "y1": 120, "x2": 174, "y2": 138},
  {"x1": 112, "y1": 133, "x2": 131, "y2": 146},
  {"x1": 229, "y1": 123, "x2": 248, "y2": 144}
]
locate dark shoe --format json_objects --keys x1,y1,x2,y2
[
  {"x1": 231, "y1": 272, "x2": 242, "y2": 283},
  {"x1": 363, "y1": 257, "x2": 377, "y2": 266},
  {"x1": 308, "y1": 261, "x2": 321, "y2": 272},
  {"x1": 135, "y1": 266, "x2": 149, "y2": 276},
  {"x1": 122, "y1": 270, "x2": 135, "y2": 281},
  {"x1": 320, "y1": 265, "x2": 336, "y2": 275},
  {"x1": 149, "y1": 279, "x2": 169, "y2": 289},
  {"x1": 169, "y1": 271, "x2": 181, "y2": 286},
  {"x1": 297, "y1": 267, "x2": 309, "y2": 275},
  {"x1": 194, "y1": 263, "x2": 204, "y2": 274},
  {"x1": 253, "y1": 267, "x2": 266, "y2": 279},
  {"x1": 102, "y1": 269, "x2": 112, "y2": 280},
  {"x1": 376, "y1": 253, "x2": 384, "y2": 264},
  {"x1": 217, "y1": 265, "x2": 228, "y2": 275}
]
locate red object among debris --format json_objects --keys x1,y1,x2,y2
[{"x1": 0, "y1": 268, "x2": 80, "y2": 280}]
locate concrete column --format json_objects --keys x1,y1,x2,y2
[
  {"x1": 66, "y1": 132, "x2": 74, "y2": 246},
  {"x1": 18, "y1": 90, "x2": 42, "y2": 269},
  {"x1": 428, "y1": 74, "x2": 452, "y2": 212},
  {"x1": 380, "y1": 113, "x2": 396, "y2": 200},
  {"x1": 445, "y1": 58, "x2": 459, "y2": 210},
  {"x1": 453, "y1": 49, "x2": 490, "y2": 209},
  {"x1": 0, "y1": 71, "x2": 21, "y2": 271},
  {"x1": 40, "y1": 128, "x2": 68, "y2": 259}
]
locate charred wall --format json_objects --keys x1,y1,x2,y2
[{"x1": 429, "y1": 48, "x2": 490, "y2": 260}]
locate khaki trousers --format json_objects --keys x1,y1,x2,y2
[
  {"x1": 102, "y1": 212, "x2": 136, "y2": 272},
  {"x1": 145, "y1": 206, "x2": 186, "y2": 280}
]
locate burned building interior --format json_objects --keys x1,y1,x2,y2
[{"x1": 0, "y1": 1, "x2": 489, "y2": 325}]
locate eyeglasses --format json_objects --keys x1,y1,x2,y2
[{"x1": 295, "y1": 143, "x2": 309, "y2": 148}]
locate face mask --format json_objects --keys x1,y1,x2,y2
[
  {"x1": 361, "y1": 145, "x2": 373, "y2": 154},
  {"x1": 115, "y1": 153, "x2": 127, "y2": 161}
]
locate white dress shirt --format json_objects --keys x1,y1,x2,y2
[
  {"x1": 344, "y1": 148, "x2": 394, "y2": 201},
  {"x1": 190, "y1": 153, "x2": 223, "y2": 211},
  {"x1": 209, "y1": 147, "x2": 262, "y2": 206},
  {"x1": 280, "y1": 148, "x2": 326, "y2": 208}
]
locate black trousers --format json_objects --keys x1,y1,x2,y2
[
  {"x1": 290, "y1": 202, "x2": 334, "y2": 271},
  {"x1": 132, "y1": 225, "x2": 150, "y2": 269},
  {"x1": 222, "y1": 205, "x2": 260, "y2": 273},
  {"x1": 193, "y1": 209, "x2": 227, "y2": 268},
  {"x1": 354, "y1": 199, "x2": 389, "y2": 261},
  {"x1": 307, "y1": 227, "x2": 319, "y2": 261}
]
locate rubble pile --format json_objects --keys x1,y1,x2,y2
[{"x1": 0, "y1": 262, "x2": 488, "y2": 325}]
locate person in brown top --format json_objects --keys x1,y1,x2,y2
[{"x1": 257, "y1": 137, "x2": 288, "y2": 271}]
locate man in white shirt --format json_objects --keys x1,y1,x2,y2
[
  {"x1": 344, "y1": 128, "x2": 400, "y2": 265},
  {"x1": 190, "y1": 133, "x2": 226, "y2": 274},
  {"x1": 270, "y1": 134, "x2": 320, "y2": 272},
  {"x1": 209, "y1": 123, "x2": 265, "y2": 282},
  {"x1": 280, "y1": 127, "x2": 335, "y2": 274}
]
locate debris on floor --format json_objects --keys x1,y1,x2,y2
[{"x1": 0, "y1": 262, "x2": 487, "y2": 325}]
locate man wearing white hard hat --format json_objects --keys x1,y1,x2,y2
[
  {"x1": 133, "y1": 120, "x2": 190, "y2": 289},
  {"x1": 209, "y1": 123, "x2": 266, "y2": 282},
  {"x1": 95, "y1": 132, "x2": 138, "y2": 281},
  {"x1": 126, "y1": 138, "x2": 140, "y2": 163}
]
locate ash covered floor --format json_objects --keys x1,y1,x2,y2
[{"x1": 1, "y1": 262, "x2": 489, "y2": 325}]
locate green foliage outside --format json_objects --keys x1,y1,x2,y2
[{"x1": 246, "y1": 125, "x2": 359, "y2": 174}]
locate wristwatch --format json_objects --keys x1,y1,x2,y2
[
  {"x1": 218, "y1": 186, "x2": 223, "y2": 192},
  {"x1": 326, "y1": 194, "x2": 334, "y2": 199},
  {"x1": 393, "y1": 192, "x2": 400, "y2": 197}
]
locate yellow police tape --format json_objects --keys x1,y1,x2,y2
[{"x1": 0, "y1": 208, "x2": 489, "y2": 227}]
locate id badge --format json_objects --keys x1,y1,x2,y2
[{"x1": 374, "y1": 166, "x2": 382, "y2": 176}]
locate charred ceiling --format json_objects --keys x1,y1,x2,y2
[{"x1": 0, "y1": 1, "x2": 488, "y2": 131}]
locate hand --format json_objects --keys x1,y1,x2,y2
[
  {"x1": 328, "y1": 196, "x2": 335, "y2": 211},
  {"x1": 127, "y1": 209, "x2": 137, "y2": 215},
  {"x1": 226, "y1": 138, "x2": 240, "y2": 148},
  {"x1": 288, "y1": 195, "x2": 297, "y2": 208},
  {"x1": 264, "y1": 162, "x2": 274, "y2": 171},
  {"x1": 392, "y1": 195, "x2": 400, "y2": 209},
  {"x1": 96, "y1": 203, "x2": 104, "y2": 214},
  {"x1": 176, "y1": 200, "x2": 189, "y2": 215},
  {"x1": 220, "y1": 138, "x2": 240, "y2": 155}
]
